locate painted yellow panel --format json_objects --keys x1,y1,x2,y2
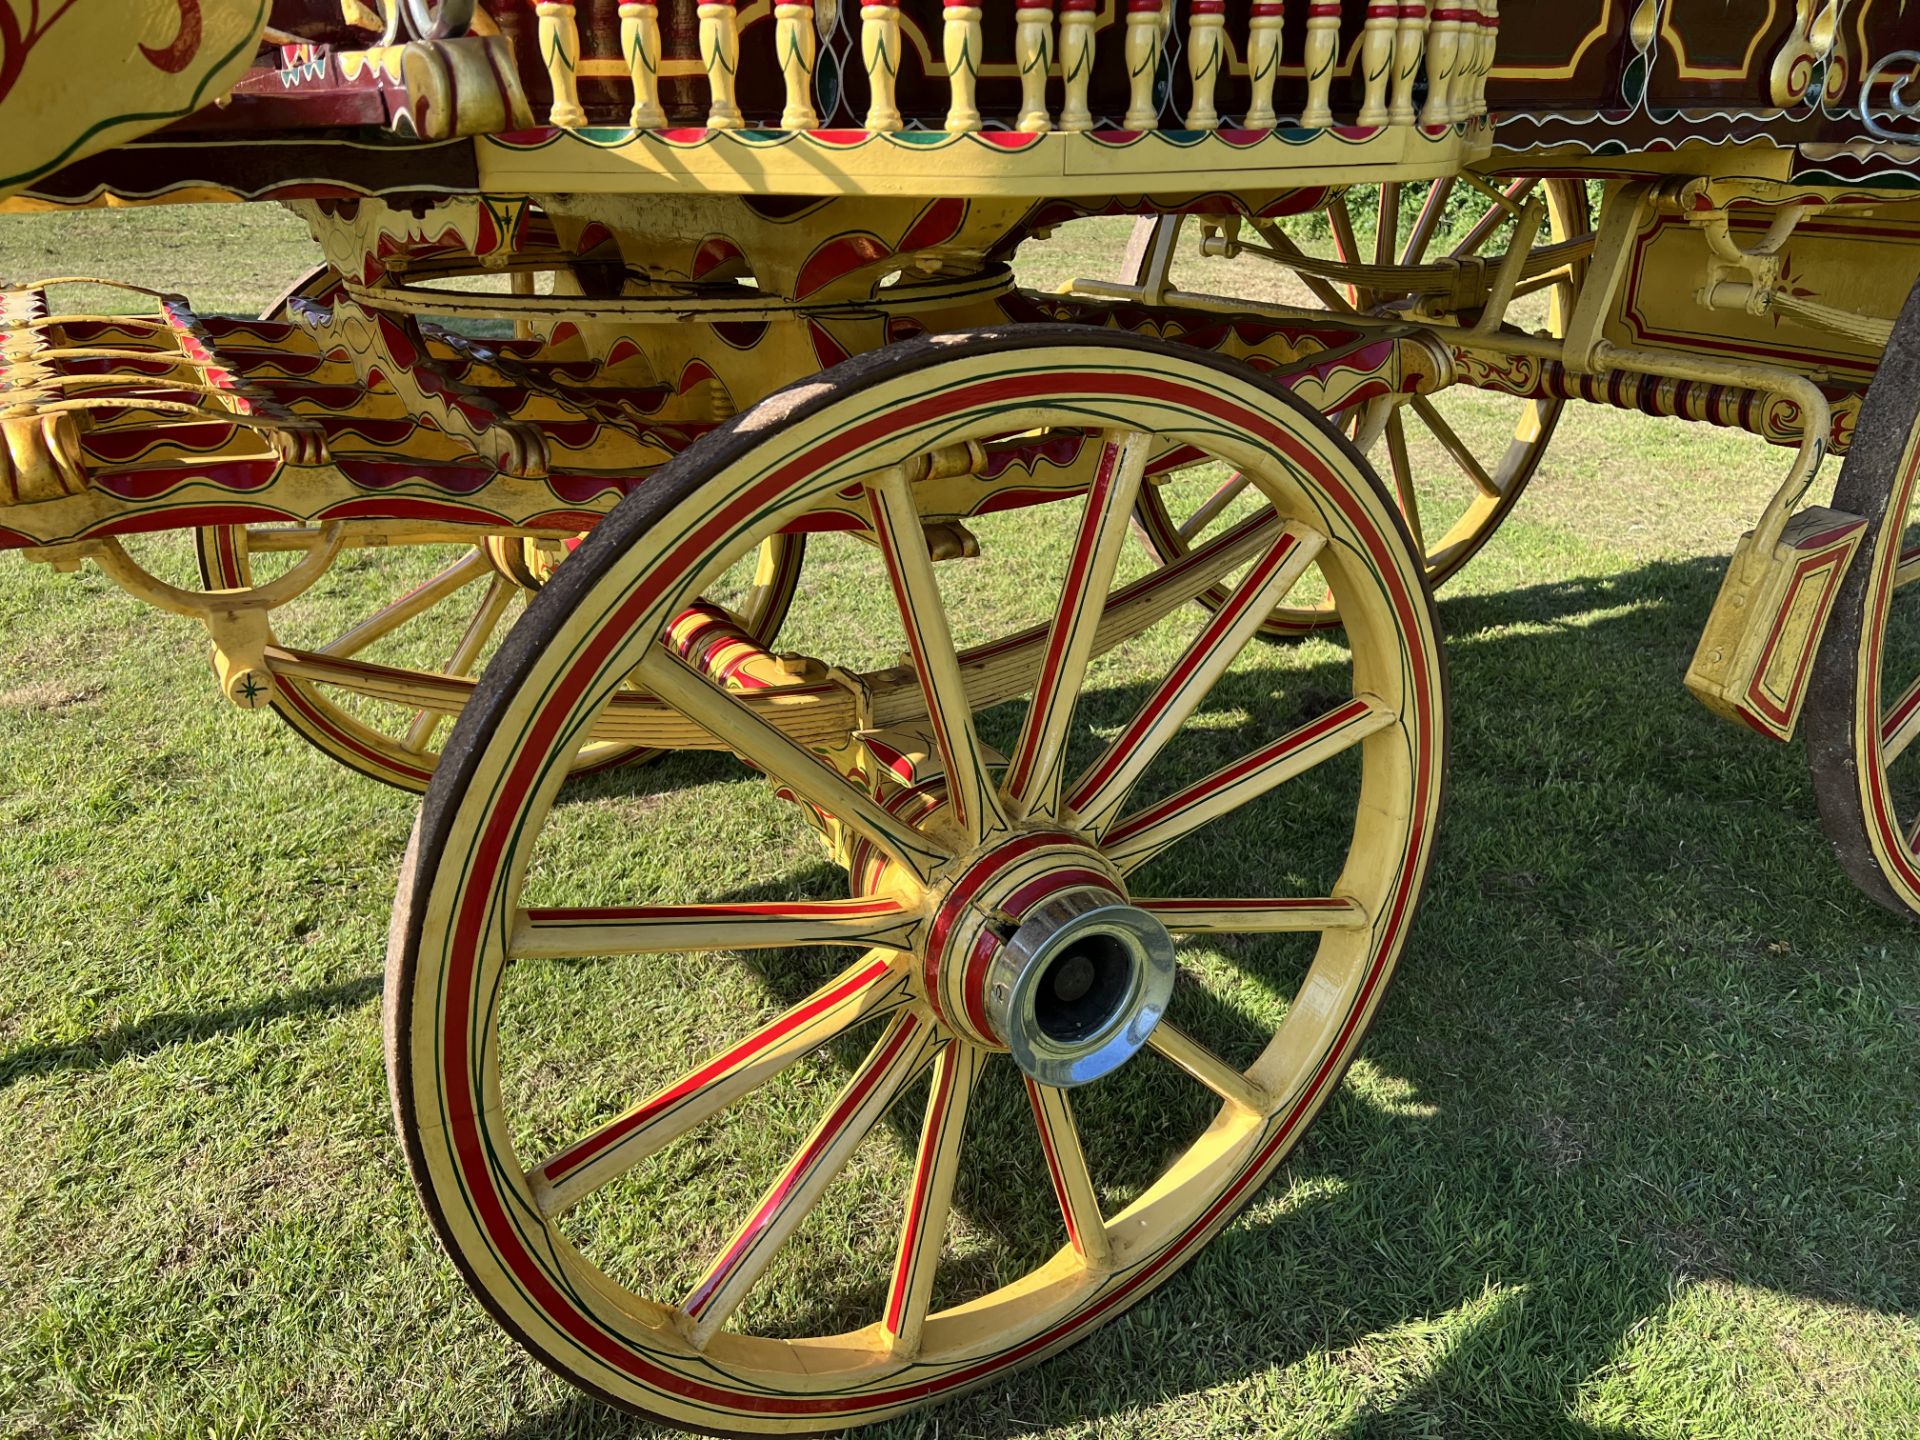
[{"x1": 0, "y1": 0, "x2": 270, "y2": 199}]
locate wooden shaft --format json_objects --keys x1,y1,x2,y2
[
  {"x1": 1058, "y1": 0, "x2": 1097, "y2": 131},
  {"x1": 1244, "y1": 2, "x2": 1284, "y2": 128},
  {"x1": 534, "y1": 2, "x2": 587, "y2": 128},
  {"x1": 1122, "y1": 0, "x2": 1164, "y2": 131},
  {"x1": 1390, "y1": 3, "x2": 1427, "y2": 125},
  {"x1": 699, "y1": 0, "x2": 744, "y2": 129},
  {"x1": 1421, "y1": 5, "x2": 1463, "y2": 125},
  {"x1": 861, "y1": 1, "x2": 903, "y2": 131},
  {"x1": 1184, "y1": 1, "x2": 1225, "y2": 129},
  {"x1": 618, "y1": 2, "x2": 666, "y2": 129},
  {"x1": 1301, "y1": 1, "x2": 1340, "y2": 127},
  {"x1": 943, "y1": 4, "x2": 984, "y2": 132},
  {"x1": 1356, "y1": 3, "x2": 1397, "y2": 126},
  {"x1": 775, "y1": 2, "x2": 818, "y2": 129},
  {"x1": 1015, "y1": 3, "x2": 1054, "y2": 134}
]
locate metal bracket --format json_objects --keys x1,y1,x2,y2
[{"x1": 1563, "y1": 179, "x2": 1658, "y2": 373}]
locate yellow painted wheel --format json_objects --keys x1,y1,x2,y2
[
  {"x1": 1133, "y1": 177, "x2": 1591, "y2": 636},
  {"x1": 1808, "y1": 281, "x2": 1920, "y2": 921},
  {"x1": 387, "y1": 327, "x2": 1448, "y2": 1432},
  {"x1": 193, "y1": 267, "x2": 804, "y2": 790}
]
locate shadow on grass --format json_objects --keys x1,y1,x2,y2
[{"x1": 0, "y1": 974, "x2": 381, "y2": 1088}]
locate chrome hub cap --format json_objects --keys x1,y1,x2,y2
[{"x1": 919, "y1": 832, "x2": 1176, "y2": 1086}]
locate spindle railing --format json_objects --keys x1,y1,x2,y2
[{"x1": 529, "y1": 2, "x2": 1498, "y2": 139}]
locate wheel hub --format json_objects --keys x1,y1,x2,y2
[{"x1": 918, "y1": 833, "x2": 1176, "y2": 1087}]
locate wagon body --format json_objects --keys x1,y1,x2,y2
[{"x1": 4, "y1": 3, "x2": 1920, "y2": 1431}]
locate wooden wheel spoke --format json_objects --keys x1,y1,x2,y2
[
  {"x1": 1252, "y1": 220, "x2": 1358, "y2": 314},
  {"x1": 868, "y1": 469, "x2": 1010, "y2": 843},
  {"x1": 1023, "y1": 1078, "x2": 1111, "y2": 1269},
  {"x1": 914, "y1": 508, "x2": 1289, "y2": 729},
  {"x1": 1882, "y1": 673, "x2": 1920, "y2": 768},
  {"x1": 1327, "y1": 193, "x2": 1365, "y2": 309},
  {"x1": 1139, "y1": 897, "x2": 1368, "y2": 932},
  {"x1": 1453, "y1": 177, "x2": 1538, "y2": 259},
  {"x1": 1895, "y1": 542, "x2": 1920, "y2": 590},
  {"x1": 318, "y1": 547, "x2": 491, "y2": 658},
  {"x1": 1004, "y1": 429, "x2": 1153, "y2": 819},
  {"x1": 882, "y1": 1039, "x2": 984, "y2": 1358},
  {"x1": 638, "y1": 649, "x2": 951, "y2": 881},
  {"x1": 1384, "y1": 410, "x2": 1427, "y2": 553},
  {"x1": 1176, "y1": 471, "x2": 1252, "y2": 541},
  {"x1": 1510, "y1": 269, "x2": 1578, "y2": 303},
  {"x1": 1146, "y1": 1024, "x2": 1268, "y2": 1115},
  {"x1": 1101, "y1": 696, "x2": 1396, "y2": 872},
  {"x1": 528, "y1": 953, "x2": 912, "y2": 1217},
  {"x1": 681, "y1": 1012, "x2": 939, "y2": 1346},
  {"x1": 1374, "y1": 181, "x2": 1401, "y2": 269},
  {"x1": 1066, "y1": 524, "x2": 1327, "y2": 836},
  {"x1": 1400, "y1": 177, "x2": 1455, "y2": 267},
  {"x1": 511, "y1": 897, "x2": 920, "y2": 960},
  {"x1": 1410, "y1": 394, "x2": 1500, "y2": 498},
  {"x1": 403, "y1": 575, "x2": 514, "y2": 753}
]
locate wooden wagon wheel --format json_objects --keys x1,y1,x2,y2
[
  {"x1": 1807, "y1": 278, "x2": 1920, "y2": 922},
  {"x1": 387, "y1": 327, "x2": 1447, "y2": 1432},
  {"x1": 1134, "y1": 177, "x2": 1591, "y2": 637},
  {"x1": 194, "y1": 266, "x2": 805, "y2": 790}
]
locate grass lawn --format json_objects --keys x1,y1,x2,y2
[{"x1": 2, "y1": 205, "x2": 1918, "y2": 1439}]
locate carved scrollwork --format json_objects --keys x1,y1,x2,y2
[{"x1": 1860, "y1": 50, "x2": 1920, "y2": 141}]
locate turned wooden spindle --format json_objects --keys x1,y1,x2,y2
[
  {"x1": 1459, "y1": 1, "x2": 1487, "y2": 117},
  {"x1": 1244, "y1": 1, "x2": 1284, "y2": 129},
  {"x1": 1389, "y1": 3, "x2": 1428, "y2": 126},
  {"x1": 944, "y1": 4, "x2": 984, "y2": 131},
  {"x1": 1185, "y1": 0, "x2": 1226, "y2": 129},
  {"x1": 1300, "y1": 1, "x2": 1341, "y2": 127},
  {"x1": 1474, "y1": 0, "x2": 1500, "y2": 116},
  {"x1": 1356, "y1": 2, "x2": 1398, "y2": 126},
  {"x1": 618, "y1": 2, "x2": 666, "y2": 129},
  {"x1": 535, "y1": 2, "x2": 587, "y2": 128},
  {"x1": 862, "y1": 0, "x2": 903, "y2": 131},
  {"x1": 1015, "y1": 2, "x2": 1054, "y2": 133},
  {"x1": 1462, "y1": 2, "x2": 1485, "y2": 117},
  {"x1": 1058, "y1": 0, "x2": 1098, "y2": 131},
  {"x1": 776, "y1": 1, "x2": 818, "y2": 129},
  {"x1": 1122, "y1": 0, "x2": 1164, "y2": 131},
  {"x1": 1454, "y1": 1, "x2": 1478, "y2": 118},
  {"x1": 1421, "y1": 5, "x2": 1464, "y2": 125},
  {"x1": 699, "y1": 0, "x2": 744, "y2": 129}
]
